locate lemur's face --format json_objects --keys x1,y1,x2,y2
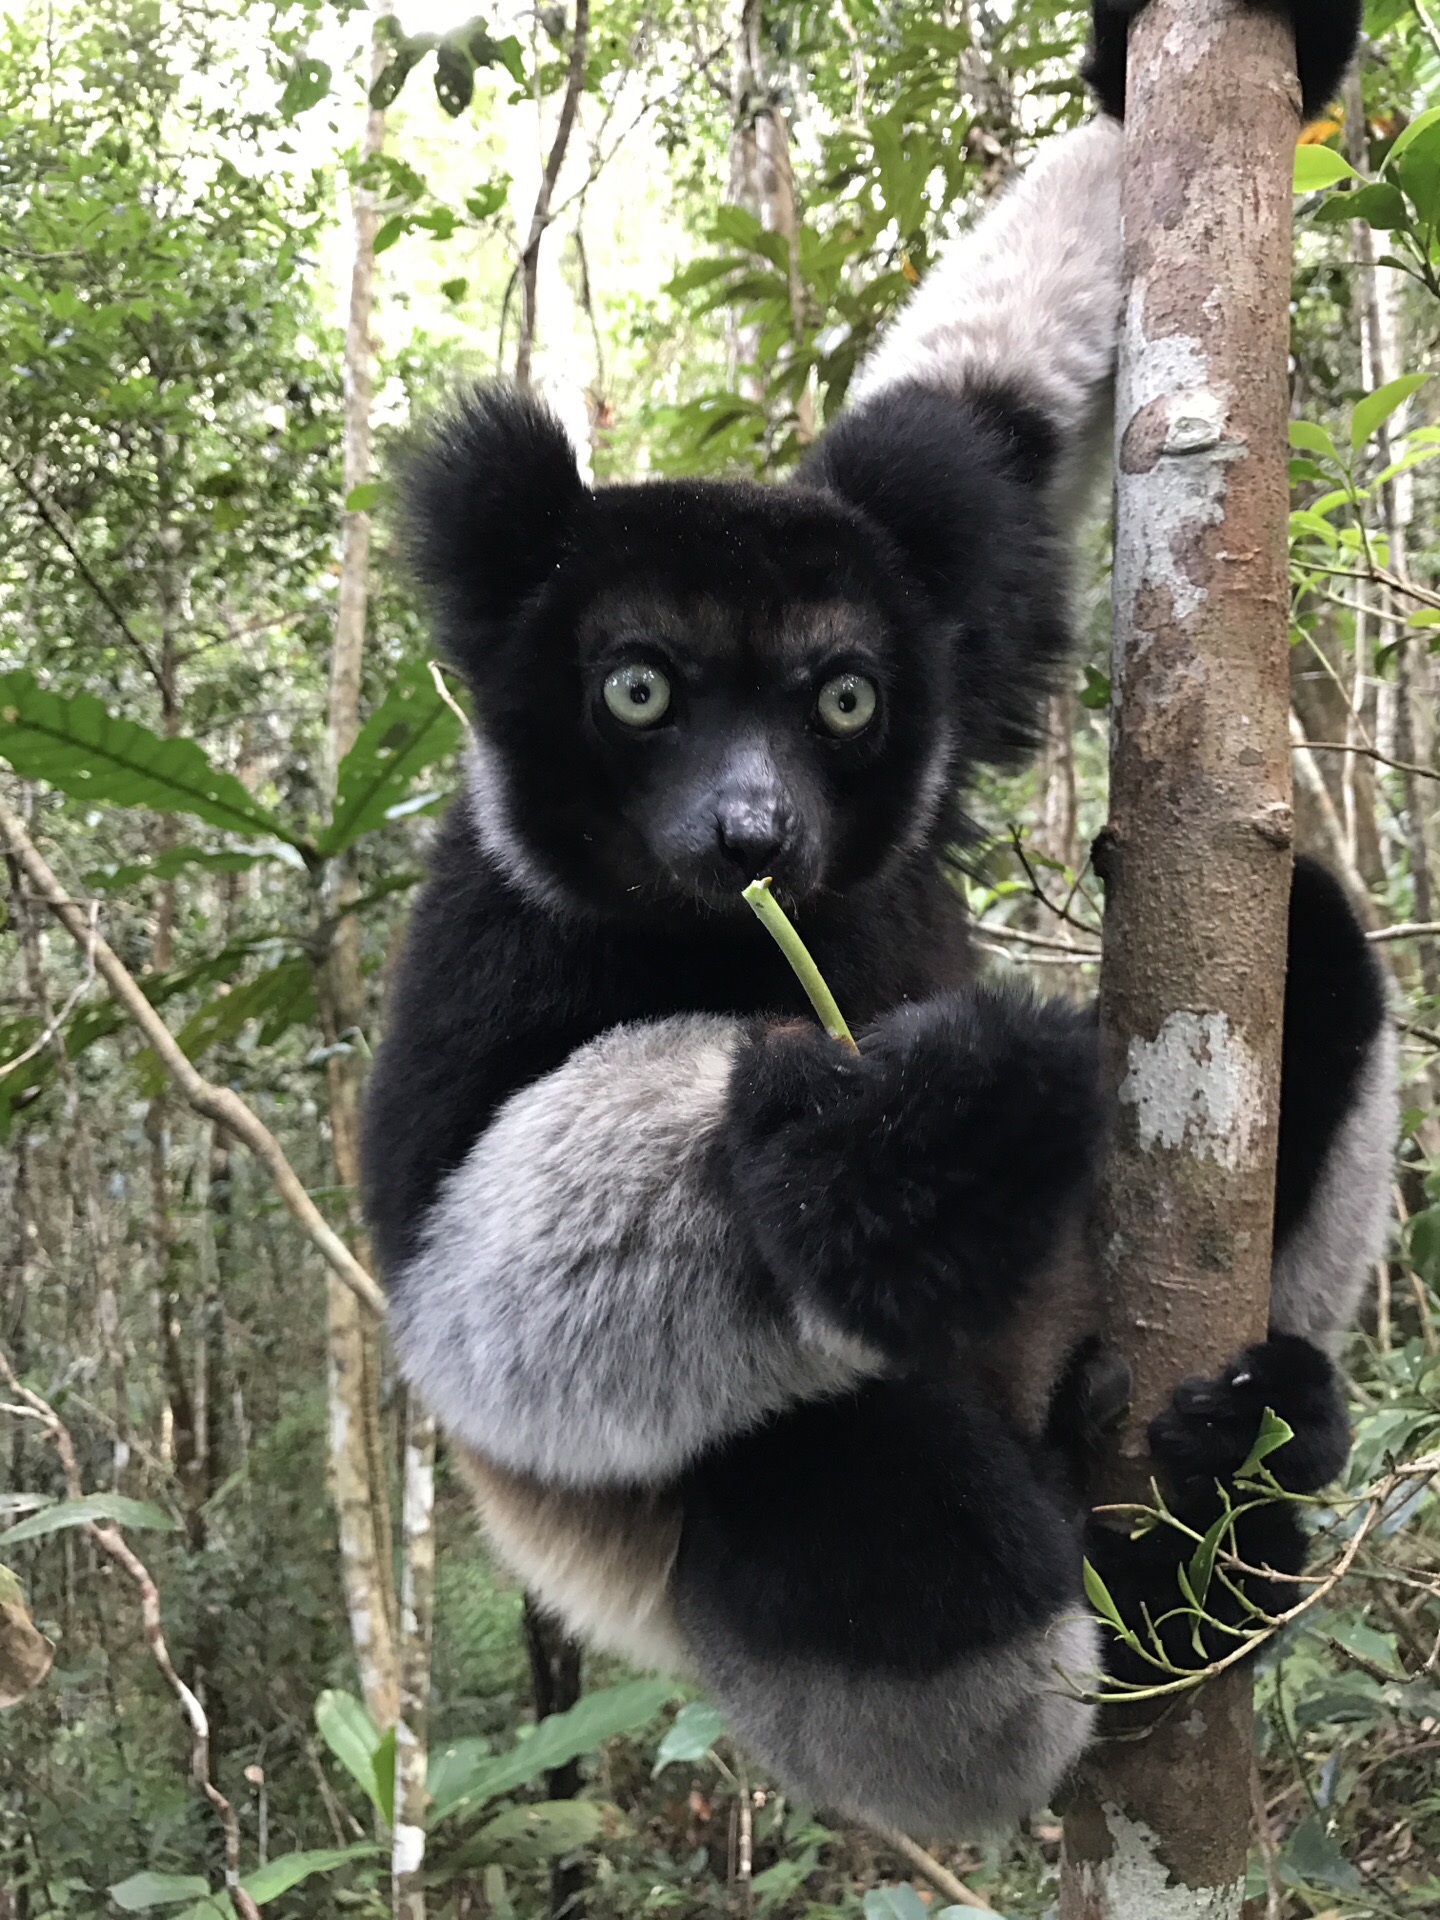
[{"x1": 466, "y1": 479, "x2": 954, "y2": 916}]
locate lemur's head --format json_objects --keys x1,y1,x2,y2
[{"x1": 408, "y1": 387, "x2": 1071, "y2": 917}]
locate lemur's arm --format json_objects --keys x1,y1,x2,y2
[{"x1": 845, "y1": 118, "x2": 1125, "y2": 534}]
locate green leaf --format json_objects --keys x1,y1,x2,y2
[
  {"x1": 240, "y1": 1845, "x2": 380, "y2": 1902},
  {"x1": 1293, "y1": 146, "x2": 1357, "y2": 192},
  {"x1": 465, "y1": 1800, "x2": 612, "y2": 1865},
  {"x1": 1078, "y1": 663, "x2": 1110, "y2": 711},
  {"x1": 465, "y1": 180, "x2": 508, "y2": 221},
  {"x1": 1409, "y1": 1205, "x2": 1440, "y2": 1286},
  {"x1": 1385, "y1": 104, "x2": 1440, "y2": 168},
  {"x1": 863, "y1": 1888, "x2": 930, "y2": 1920},
  {"x1": 653, "y1": 1701, "x2": 725, "y2": 1771},
  {"x1": 1351, "y1": 373, "x2": 1428, "y2": 452},
  {"x1": 0, "y1": 1493, "x2": 178, "y2": 1548},
  {"x1": 1312, "y1": 181, "x2": 1410, "y2": 231},
  {"x1": 315, "y1": 1689, "x2": 388, "y2": 1816},
  {"x1": 434, "y1": 42, "x2": 475, "y2": 116},
  {"x1": 430, "y1": 1676, "x2": 674, "y2": 1824},
  {"x1": 1235, "y1": 1407, "x2": 1295, "y2": 1482},
  {"x1": 133, "y1": 957, "x2": 316, "y2": 1097},
  {"x1": 83, "y1": 845, "x2": 281, "y2": 891},
  {"x1": 372, "y1": 1723, "x2": 397, "y2": 1826},
  {"x1": 374, "y1": 215, "x2": 407, "y2": 254},
  {"x1": 1287, "y1": 419, "x2": 1339, "y2": 462},
  {"x1": 0, "y1": 672, "x2": 304, "y2": 848},
  {"x1": 1280, "y1": 1814, "x2": 1361, "y2": 1891},
  {"x1": 109, "y1": 1875, "x2": 212, "y2": 1912},
  {"x1": 440, "y1": 277, "x2": 469, "y2": 301},
  {"x1": 318, "y1": 659, "x2": 463, "y2": 856},
  {"x1": 281, "y1": 57, "x2": 332, "y2": 118},
  {"x1": 1185, "y1": 1512, "x2": 1229, "y2": 1612},
  {"x1": 1082, "y1": 1558, "x2": 1130, "y2": 1637},
  {"x1": 487, "y1": 33, "x2": 526, "y2": 84},
  {"x1": 345, "y1": 481, "x2": 383, "y2": 513}
]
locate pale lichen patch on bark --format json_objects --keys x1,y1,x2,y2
[
  {"x1": 1119, "y1": 1010, "x2": 1267, "y2": 1172},
  {"x1": 1070, "y1": 1807, "x2": 1247, "y2": 1920}
]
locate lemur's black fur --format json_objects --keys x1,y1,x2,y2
[{"x1": 363, "y1": 0, "x2": 1378, "y2": 1835}]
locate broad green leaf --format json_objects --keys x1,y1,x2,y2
[
  {"x1": 1235, "y1": 1407, "x2": 1295, "y2": 1482},
  {"x1": 1293, "y1": 146, "x2": 1357, "y2": 192},
  {"x1": 1409, "y1": 1206, "x2": 1440, "y2": 1286},
  {"x1": 863, "y1": 1887, "x2": 930, "y2": 1920},
  {"x1": 1079, "y1": 663, "x2": 1110, "y2": 711},
  {"x1": 109, "y1": 1875, "x2": 212, "y2": 1912},
  {"x1": 318, "y1": 659, "x2": 464, "y2": 856},
  {"x1": 0, "y1": 1493, "x2": 178, "y2": 1548},
  {"x1": 1312, "y1": 181, "x2": 1409, "y2": 230},
  {"x1": 344, "y1": 481, "x2": 383, "y2": 512},
  {"x1": 280, "y1": 57, "x2": 332, "y2": 117},
  {"x1": 465, "y1": 1800, "x2": 613, "y2": 1866},
  {"x1": 430, "y1": 1676, "x2": 673, "y2": 1823},
  {"x1": 0, "y1": 672, "x2": 304, "y2": 848},
  {"x1": 428, "y1": 1735, "x2": 493, "y2": 1812},
  {"x1": 1287, "y1": 419, "x2": 1338, "y2": 462},
  {"x1": 1385, "y1": 104, "x2": 1440, "y2": 168},
  {"x1": 1280, "y1": 1814, "x2": 1361, "y2": 1891},
  {"x1": 1185, "y1": 1511, "x2": 1230, "y2": 1612},
  {"x1": 1351, "y1": 373, "x2": 1428, "y2": 452},
  {"x1": 240, "y1": 1845, "x2": 380, "y2": 1902},
  {"x1": 373, "y1": 1723, "x2": 397, "y2": 1825},
  {"x1": 315, "y1": 1689, "x2": 388, "y2": 1815},
  {"x1": 83, "y1": 845, "x2": 281, "y2": 891},
  {"x1": 133, "y1": 958, "x2": 316, "y2": 1097},
  {"x1": 653, "y1": 1700, "x2": 725, "y2": 1771}
]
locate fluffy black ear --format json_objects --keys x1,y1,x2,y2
[
  {"x1": 803, "y1": 381, "x2": 1075, "y2": 766},
  {"x1": 402, "y1": 385, "x2": 588, "y2": 667}
]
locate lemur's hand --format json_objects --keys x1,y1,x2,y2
[
  {"x1": 724, "y1": 989, "x2": 1102, "y2": 1360},
  {"x1": 1085, "y1": 1, "x2": 1361, "y2": 126},
  {"x1": 1149, "y1": 1332, "x2": 1352, "y2": 1505}
]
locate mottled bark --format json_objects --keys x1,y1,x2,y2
[
  {"x1": 392, "y1": 1401, "x2": 436, "y2": 1919},
  {"x1": 1059, "y1": 3, "x2": 1300, "y2": 1914},
  {"x1": 318, "y1": 12, "x2": 400, "y2": 1736},
  {"x1": 727, "y1": 0, "x2": 813, "y2": 437}
]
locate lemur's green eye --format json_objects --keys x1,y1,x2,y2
[
  {"x1": 603, "y1": 664, "x2": 671, "y2": 728},
  {"x1": 817, "y1": 673, "x2": 877, "y2": 736}
]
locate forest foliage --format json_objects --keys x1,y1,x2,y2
[{"x1": 3, "y1": 0, "x2": 1440, "y2": 1915}]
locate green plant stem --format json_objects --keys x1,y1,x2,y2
[{"x1": 741, "y1": 877, "x2": 857, "y2": 1050}]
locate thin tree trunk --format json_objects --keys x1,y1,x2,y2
[
  {"x1": 1059, "y1": 3, "x2": 1298, "y2": 1914},
  {"x1": 727, "y1": 0, "x2": 813, "y2": 438},
  {"x1": 392, "y1": 1400, "x2": 436, "y2": 1919},
  {"x1": 516, "y1": 0, "x2": 590, "y2": 392},
  {"x1": 319, "y1": 11, "x2": 399, "y2": 1736}
]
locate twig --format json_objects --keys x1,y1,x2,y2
[
  {"x1": 3, "y1": 462, "x2": 166, "y2": 693},
  {"x1": 0, "y1": 1350, "x2": 262, "y2": 1918},
  {"x1": 1300, "y1": 741, "x2": 1440, "y2": 784},
  {"x1": 0, "y1": 791, "x2": 385, "y2": 1317},
  {"x1": 866, "y1": 1823, "x2": 994, "y2": 1910},
  {"x1": 515, "y1": 0, "x2": 590, "y2": 389},
  {"x1": 742, "y1": 877, "x2": 857, "y2": 1048},
  {"x1": 1007, "y1": 827, "x2": 1102, "y2": 933},
  {"x1": 0, "y1": 898, "x2": 97, "y2": 1080},
  {"x1": 1367, "y1": 923, "x2": 1440, "y2": 944},
  {"x1": 1298, "y1": 558, "x2": 1440, "y2": 614},
  {"x1": 975, "y1": 921, "x2": 1101, "y2": 958}
]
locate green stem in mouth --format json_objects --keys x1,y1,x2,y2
[{"x1": 741, "y1": 876, "x2": 859, "y2": 1051}]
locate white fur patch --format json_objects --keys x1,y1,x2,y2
[
  {"x1": 684, "y1": 1607, "x2": 1101, "y2": 1838},
  {"x1": 390, "y1": 1015, "x2": 879, "y2": 1488},
  {"x1": 851, "y1": 119, "x2": 1125, "y2": 529},
  {"x1": 1271, "y1": 1022, "x2": 1398, "y2": 1345}
]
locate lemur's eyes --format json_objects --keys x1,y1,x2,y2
[
  {"x1": 603, "y1": 663, "x2": 672, "y2": 728},
  {"x1": 816, "y1": 673, "x2": 878, "y2": 737}
]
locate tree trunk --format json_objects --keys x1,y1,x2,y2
[
  {"x1": 727, "y1": 0, "x2": 813, "y2": 439},
  {"x1": 319, "y1": 13, "x2": 399, "y2": 1737},
  {"x1": 1059, "y1": 3, "x2": 1299, "y2": 1913},
  {"x1": 392, "y1": 1400, "x2": 437, "y2": 1920}
]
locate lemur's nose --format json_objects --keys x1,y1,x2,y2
[{"x1": 715, "y1": 799, "x2": 788, "y2": 877}]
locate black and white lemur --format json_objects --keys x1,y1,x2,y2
[{"x1": 363, "y1": 0, "x2": 1387, "y2": 1837}]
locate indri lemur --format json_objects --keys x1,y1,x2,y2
[{"x1": 362, "y1": 0, "x2": 1387, "y2": 1836}]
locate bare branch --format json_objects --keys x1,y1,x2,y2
[
  {"x1": 865, "y1": 1823, "x2": 995, "y2": 1910},
  {"x1": 0, "y1": 791, "x2": 386, "y2": 1318},
  {"x1": 516, "y1": 0, "x2": 591, "y2": 390},
  {"x1": 1296, "y1": 739, "x2": 1440, "y2": 785}
]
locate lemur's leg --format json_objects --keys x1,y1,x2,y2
[{"x1": 672, "y1": 1378, "x2": 1099, "y2": 1837}]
